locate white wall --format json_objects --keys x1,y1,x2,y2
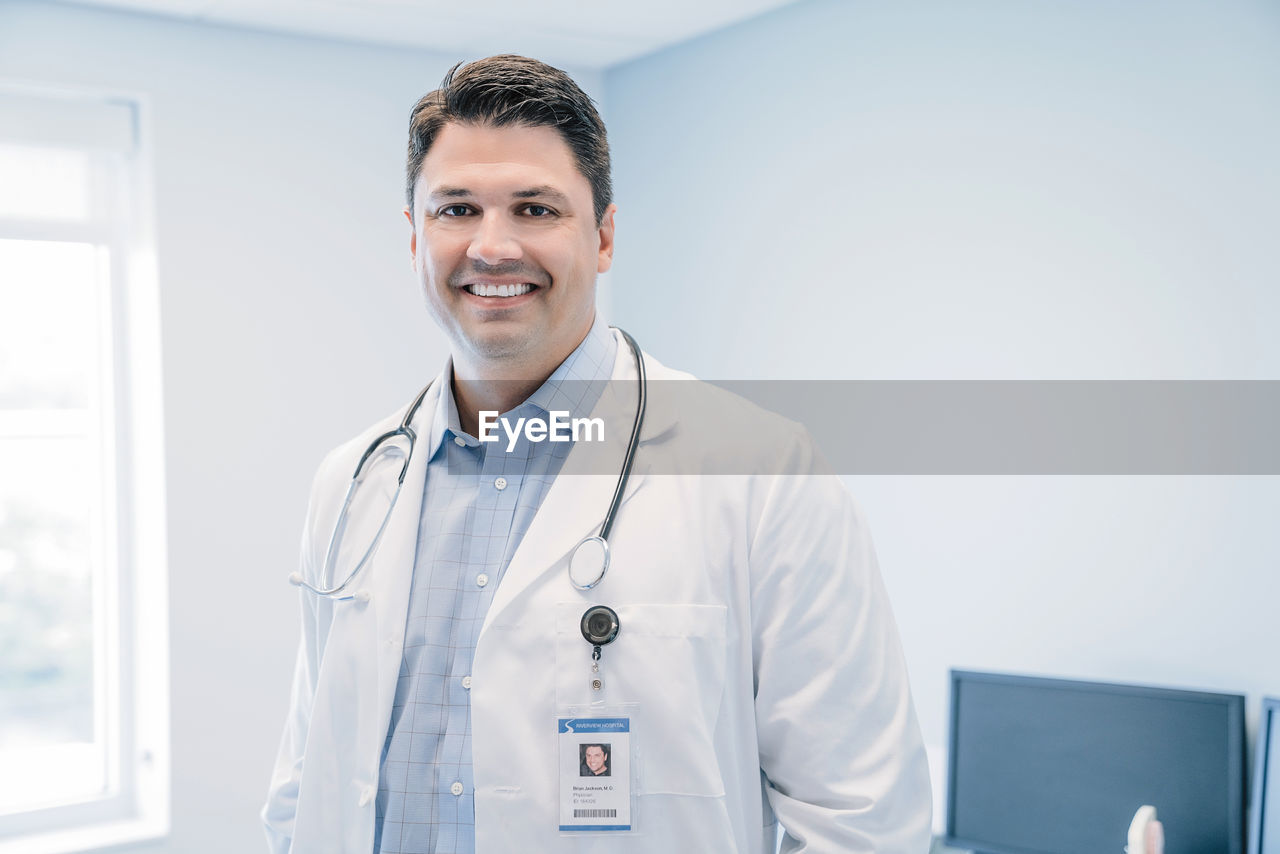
[
  {"x1": 604, "y1": 0, "x2": 1280, "y2": 828},
  {"x1": 0, "y1": 4, "x2": 601, "y2": 851}
]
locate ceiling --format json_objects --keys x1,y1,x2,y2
[{"x1": 55, "y1": 0, "x2": 805, "y2": 69}]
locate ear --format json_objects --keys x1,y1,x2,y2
[
  {"x1": 596, "y1": 204, "x2": 617, "y2": 274},
  {"x1": 404, "y1": 207, "x2": 416, "y2": 270}
]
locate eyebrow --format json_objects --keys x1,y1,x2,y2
[
  {"x1": 428, "y1": 185, "x2": 571, "y2": 205},
  {"x1": 512, "y1": 186, "x2": 570, "y2": 205}
]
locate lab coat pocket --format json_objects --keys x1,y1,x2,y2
[{"x1": 555, "y1": 602, "x2": 728, "y2": 798}]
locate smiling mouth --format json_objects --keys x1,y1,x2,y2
[{"x1": 464, "y1": 283, "x2": 537, "y2": 298}]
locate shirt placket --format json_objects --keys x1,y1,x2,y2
[{"x1": 443, "y1": 434, "x2": 529, "y2": 851}]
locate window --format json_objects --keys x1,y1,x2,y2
[{"x1": 0, "y1": 84, "x2": 168, "y2": 853}]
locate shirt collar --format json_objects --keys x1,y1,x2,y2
[{"x1": 425, "y1": 314, "x2": 618, "y2": 457}]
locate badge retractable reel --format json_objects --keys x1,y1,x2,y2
[{"x1": 580, "y1": 605, "x2": 620, "y2": 692}]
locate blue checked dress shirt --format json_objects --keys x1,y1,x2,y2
[{"x1": 374, "y1": 317, "x2": 617, "y2": 854}]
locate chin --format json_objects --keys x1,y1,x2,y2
[{"x1": 465, "y1": 329, "x2": 538, "y2": 361}]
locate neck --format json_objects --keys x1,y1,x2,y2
[
  {"x1": 451, "y1": 369, "x2": 543, "y2": 437},
  {"x1": 451, "y1": 324, "x2": 596, "y2": 436}
]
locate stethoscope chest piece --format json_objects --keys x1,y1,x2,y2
[{"x1": 569, "y1": 535, "x2": 610, "y2": 590}]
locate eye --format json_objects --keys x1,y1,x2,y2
[
  {"x1": 522, "y1": 204, "x2": 554, "y2": 217},
  {"x1": 438, "y1": 204, "x2": 472, "y2": 217}
]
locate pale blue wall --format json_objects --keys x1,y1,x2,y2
[
  {"x1": 605, "y1": 0, "x2": 1280, "y2": 380},
  {"x1": 605, "y1": 0, "x2": 1280, "y2": 828}
]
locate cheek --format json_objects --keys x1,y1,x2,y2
[
  {"x1": 419, "y1": 229, "x2": 468, "y2": 274},
  {"x1": 421, "y1": 249, "x2": 463, "y2": 289},
  {"x1": 532, "y1": 231, "x2": 595, "y2": 275}
]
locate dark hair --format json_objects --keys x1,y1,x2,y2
[{"x1": 406, "y1": 55, "x2": 612, "y2": 225}]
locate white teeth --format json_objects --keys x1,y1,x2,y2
[{"x1": 467, "y1": 283, "x2": 534, "y2": 297}]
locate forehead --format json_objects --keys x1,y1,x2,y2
[
  {"x1": 585, "y1": 746, "x2": 603, "y2": 753},
  {"x1": 417, "y1": 122, "x2": 587, "y2": 199}
]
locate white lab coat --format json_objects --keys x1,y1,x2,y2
[{"x1": 263, "y1": 331, "x2": 932, "y2": 853}]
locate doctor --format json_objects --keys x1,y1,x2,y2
[{"x1": 263, "y1": 55, "x2": 931, "y2": 853}]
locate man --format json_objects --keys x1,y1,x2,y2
[
  {"x1": 580, "y1": 744, "x2": 610, "y2": 777},
  {"x1": 263, "y1": 55, "x2": 931, "y2": 853}
]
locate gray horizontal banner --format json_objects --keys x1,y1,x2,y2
[
  {"x1": 720, "y1": 380, "x2": 1280, "y2": 475},
  {"x1": 445, "y1": 380, "x2": 1280, "y2": 475}
]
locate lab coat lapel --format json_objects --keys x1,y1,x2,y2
[
  {"x1": 366, "y1": 375, "x2": 445, "y2": 725},
  {"x1": 481, "y1": 332, "x2": 675, "y2": 632}
]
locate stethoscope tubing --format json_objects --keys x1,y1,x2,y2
[
  {"x1": 291, "y1": 327, "x2": 645, "y2": 600},
  {"x1": 598, "y1": 328, "x2": 646, "y2": 545}
]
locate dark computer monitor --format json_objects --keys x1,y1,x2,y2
[
  {"x1": 1250, "y1": 697, "x2": 1280, "y2": 854},
  {"x1": 946, "y1": 670, "x2": 1246, "y2": 854}
]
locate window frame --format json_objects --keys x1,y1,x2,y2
[{"x1": 0, "y1": 81, "x2": 169, "y2": 854}]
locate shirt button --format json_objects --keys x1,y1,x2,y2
[
  {"x1": 454, "y1": 436, "x2": 466, "y2": 447},
  {"x1": 358, "y1": 785, "x2": 374, "y2": 807},
  {"x1": 476, "y1": 573, "x2": 489, "y2": 588},
  {"x1": 450, "y1": 781, "x2": 464, "y2": 797},
  {"x1": 494, "y1": 476, "x2": 507, "y2": 490},
  {"x1": 462, "y1": 675, "x2": 472, "y2": 690}
]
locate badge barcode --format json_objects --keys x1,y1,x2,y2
[{"x1": 573, "y1": 809, "x2": 617, "y2": 818}]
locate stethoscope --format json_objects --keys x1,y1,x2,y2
[{"x1": 289, "y1": 327, "x2": 646, "y2": 615}]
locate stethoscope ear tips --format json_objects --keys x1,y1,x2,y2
[{"x1": 287, "y1": 571, "x2": 371, "y2": 604}]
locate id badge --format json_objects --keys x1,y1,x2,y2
[{"x1": 557, "y1": 715, "x2": 633, "y2": 832}]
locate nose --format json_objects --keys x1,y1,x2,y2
[{"x1": 466, "y1": 212, "x2": 522, "y2": 266}]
